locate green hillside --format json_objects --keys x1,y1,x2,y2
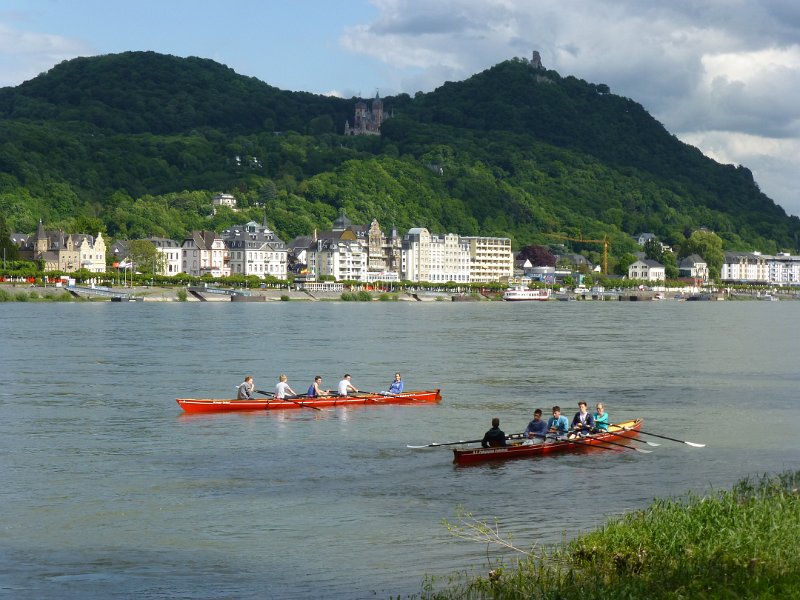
[{"x1": 1, "y1": 51, "x2": 797, "y2": 268}]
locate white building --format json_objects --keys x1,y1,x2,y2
[
  {"x1": 720, "y1": 252, "x2": 769, "y2": 284},
  {"x1": 212, "y1": 193, "x2": 237, "y2": 209},
  {"x1": 721, "y1": 251, "x2": 800, "y2": 285},
  {"x1": 678, "y1": 254, "x2": 709, "y2": 283},
  {"x1": 628, "y1": 258, "x2": 665, "y2": 281},
  {"x1": 77, "y1": 233, "x2": 107, "y2": 273},
  {"x1": 307, "y1": 237, "x2": 368, "y2": 281},
  {"x1": 769, "y1": 253, "x2": 800, "y2": 286},
  {"x1": 146, "y1": 237, "x2": 182, "y2": 276},
  {"x1": 401, "y1": 228, "x2": 470, "y2": 283},
  {"x1": 223, "y1": 221, "x2": 288, "y2": 279},
  {"x1": 181, "y1": 231, "x2": 228, "y2": 277},
  {"x1": 462, "y1": 236, "x2": 514, "y2": 283}
]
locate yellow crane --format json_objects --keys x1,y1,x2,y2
[{"x1": 547, "y1": 234, "x2": 610, "y2": 274}]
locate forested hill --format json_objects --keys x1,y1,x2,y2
[
  {"x1": 1, "y1": 51, "x2": 798, "y2": 265},
  {"x1": 0, "y1": 51, "x2": 352, "y2": 134}
]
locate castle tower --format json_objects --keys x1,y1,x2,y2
[
  {"x1": 372, "y1": 92, "x2": 384, "y2": 129},
  {"x1": 35, "y1": 220, "x2": 48, "y2": 255},
  {"x1": 354, "y1": 101, "x2": 368, "y2": 132}
]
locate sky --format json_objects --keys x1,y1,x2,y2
[{"x1": 1, "y1": 0, "x2": 799, "y2": 218}]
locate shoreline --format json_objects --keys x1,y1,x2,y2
[{"x1": 2, "y1": 284, "x2": 798, "y2": 302}]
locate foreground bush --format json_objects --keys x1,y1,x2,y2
[
  {"x1": 423, "y1": 472, "x2": 800, "y2": 599},
  {"x1": 341, "y1": 291, "x2": 372, "y2": 301}
]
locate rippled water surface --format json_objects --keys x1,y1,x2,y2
[{"x1": 1, "y1": 301, "x2": 799, "y2": 598}]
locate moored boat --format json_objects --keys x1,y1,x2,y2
[
  {"x1": 452, "y1": 419, "x2": 642, "y2": 465},
  {"x1": 502, "y1": 286, "x2": 552, "y2": 301},
  {"x1": 177, "y1": 389, "x2": 442, "y2": 413}
]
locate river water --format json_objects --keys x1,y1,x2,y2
[{"x1": 1, "y1": 300, "x2": 798, "y2": 598}]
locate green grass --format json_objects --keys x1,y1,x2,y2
[
  {"x1": 421, "y1": 472, "x2": 800, "y2": 599},
  {"x1": 0, "y1": 288, "x2": 83, "y2": 302},
  {"x1": 340, "y1": 291, "x2": 372, "y2": 301}
]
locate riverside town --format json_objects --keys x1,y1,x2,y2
[{"x1": 2, "y1": 195, "x2": 800, "y2": 301}]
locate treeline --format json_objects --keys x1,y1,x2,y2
[{"x1": 1, "y1": 52, "x2": 798, "y2": 264}]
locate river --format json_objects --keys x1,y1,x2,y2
[{"x1": 1, "y1": 300, "x2": 798, "y2": 598}]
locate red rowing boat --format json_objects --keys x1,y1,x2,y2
[
  {"x1": 452, "y1": 419, "x2": 643, "y2": 465},
  {"x1": 176, "y1": 389, "x2": 442, "y2": 413}
]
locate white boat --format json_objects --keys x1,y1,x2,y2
[{"x1": 502, "y1": 287, "x2": 552, "y2": 301}]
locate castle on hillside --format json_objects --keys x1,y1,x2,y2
[{"x1": 344, "y1": 92, "x2": 390, "y2": 136}]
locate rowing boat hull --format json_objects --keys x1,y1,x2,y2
[
  {"x1": 452, "y1": 419, "x2": 643, "y2": 465},
  {"x1": 176, "y1": 389, "x2": 442, "y2": 413}
]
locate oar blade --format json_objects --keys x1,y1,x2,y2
[{"x1": 684, "y1": 441, "x2": 706, "y2": 448}]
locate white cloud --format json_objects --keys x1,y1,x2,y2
[
  {"x1": 0, "y1": 23, "x2": 89, "y2": 87},
  {"x1": 341, "y1": 0, "x2": 800, "y2": 217}
]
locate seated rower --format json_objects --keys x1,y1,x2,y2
[
  {"x1": 237, "y1": 376, "x2": 255, "y2": 400},
  {"x1": 383, "y1": 372, "x2": 403, "y2": 395},
  {"x1": 546, "y1": 406, "x2": 570, "y2": 439},
  {"x1": 307, "y1": 376, "x2": 330, "y2": 398},
  {"x1": 275, "y1": 374, "x2": 297, "y2": 399},
  {"x1": 593, "y1": 402, "x2": 609, "y2": 432},
  {"x1": 568, "y1": 401, "x2": 595, "y2": 438},
  {"x1": 337, "y1": 373, "x2": 359, "y2": 396},
  {"x1": 481, "y1": 417, "x2": 507, "y2": 448},
  {"x1": 523, "y1": 408, "x2": 548, "y2": 444}
]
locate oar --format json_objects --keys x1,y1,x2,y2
[
  {"x1": 256, "y1": 389, "x2": 322, "y2": 411},
  {"x1": 603, "y1": 429, "x2": 660, "y2": 447},
  {"x1": 407, "y1": 432, "x2": 525, "y2": 449},
  {"x1": 617, "y1": 425, "x2": 705, "y2": 448},
  {"x1": 572, "y1": 424, "x2": 660, "y2": 447}
]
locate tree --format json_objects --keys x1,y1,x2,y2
[
  {"x1": 684, "y1": 230, "x2": 724, "y2": 280},
  {"x1": 127, "y1": 240, "x2": 165, "y2": 275},
  {"x1": 643, "y1": 238, "x2": 663, "y2": 262},
  {"x1": 0, "y1": 213, "x2": 20, "y2": 263},
  {"x1": 75, "y1": 216, "x2": 107, "y2": 236},
  {"x1": 259, "y1": 180, "x2": 278, "y2": 205},
  {"x1": 517, "y1": 244, "x2": 556, "y2": 266},
  {"x1": 615, "y1": 252, "x2": 637, "y2": 276},
  {"x1": 661, "y1": 251, "x2": 679, "y2": 279}
]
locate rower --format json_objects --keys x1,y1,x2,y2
[
  {"x1": 383, "y1": 372, "x2": 403, "y2": 395},
  {"x1": 337, "y1": 374, "x2": 359, "y2": 396},
  {"x1": 307, "y1": 376, "x2": 331, "y2": 397},
  {"x1": 481, "y1": 418, "x2": 507, "y2": 448},
  {"x1": 237, "y1": 376, "x2": 255, "y2": 400},
  {"x1": 568, "y1": 401, "x2": 595, "y2": 438},
  {"x1": 275, "y1": 374, "x2": 297, "y2": 399},
  {"x1": 546, "y1": 406, "x2": 570, "y2": 439},
  {"x1": 593, "y1": 402, "x2": 609, "y2": 432},
  {"x1": 523, "y1": 408, "x2": 548, "y2": 444}
]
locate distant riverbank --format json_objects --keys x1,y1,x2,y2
[{"x1": 2, "y1": 284, "x2": 798, "y2": 303}]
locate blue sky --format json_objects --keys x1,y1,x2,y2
[{"x1": 1, "y1": 0, "x2": 799, "y2": 220}]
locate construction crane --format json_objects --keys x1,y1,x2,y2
[{"x1": 547, "y1": 234, "x2": 610, "y2": 275}]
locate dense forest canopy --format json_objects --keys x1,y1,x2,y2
[{"x1": 1, "y1": 51, "x2": 798, "y2": 268}]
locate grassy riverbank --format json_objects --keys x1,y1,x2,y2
[{"x1": 421, "y1": 471, "x2": 799, "y2": 599}]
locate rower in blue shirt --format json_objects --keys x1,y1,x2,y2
[
  {"x1": 546, "y1": 406, "x2": 570, "y2": 439},
  {"x1": 523, "y1": 408, "x2": 548, "y2": 442},
  {"x1": 593, "y1": 402, "x2": 609, "y2": 432},
  {"x1": 386, "y1": 372, "x2": 404, "y2": 395}
]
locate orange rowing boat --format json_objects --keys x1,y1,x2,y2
[
  {"x1": 452, "y1": 419, "x2": 643, "y2": 465},
  {"x1": 176, "y1": 389, "x2": 442, "y2": 413}
]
